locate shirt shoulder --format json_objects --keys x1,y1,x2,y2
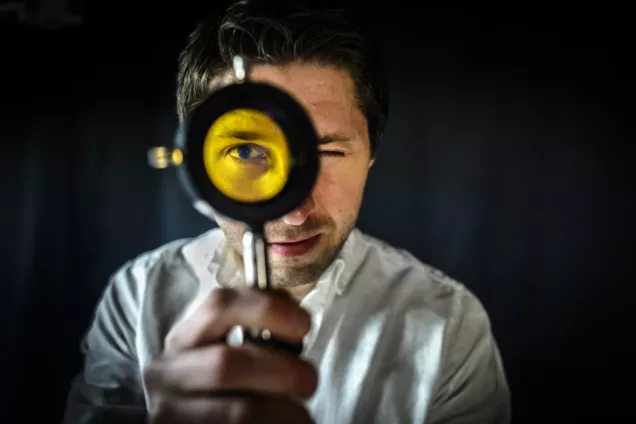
[
  {"x1": 351, "y1": 230, "x2": 497, "y2": 365},
  {"x1": 100, "y1": 228, "x2": 225, "y2": 330},
  {"x1": 351, "y1": 231, "x2": 510, "y2": 423},
  {"x1": 99, "y1": 228, "x2": 226, "y2": 353},
  {"x1": 353, "y1": 230, "x2": 485, "y2": 323},
  {"x1": 113, "y1": 228, "x2": 225, "y2": 288}
]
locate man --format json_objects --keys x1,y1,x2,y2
[{"x1": 63, "y1": 1, "x2": 511, "y2": 423}]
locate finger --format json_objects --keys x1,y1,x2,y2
[
  {"x1": 149, "y1": 393, "x2": 314, "y2": 424},
  {"x1": 144, "y1": 344, "x2": 318, "y2": 399},
  {"x1": 164, "y1": 288, "x2": 311, "y2": 355}
]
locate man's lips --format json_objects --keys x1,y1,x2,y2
[
  {"x1": 268, "y1": 234, "x2": 322, "y2": 257},
  {"x1": 268, "y1": 234, "x2": 318, "y2": 244}
]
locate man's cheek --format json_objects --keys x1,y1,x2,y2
[
  {"x1": 317, "y1": 182, "x2": 360, "y2": 220},
  {"x1": 314, "y1": 168, "x2": 354, "y2": 199}
]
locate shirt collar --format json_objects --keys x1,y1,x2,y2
[
  {"x1": 330, "y1": 227, "x2": 368, "y2": 296},
  {"x1": 187, "y1": 227, "x2": 370, "y2": 297}
]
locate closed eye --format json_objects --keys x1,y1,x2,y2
[{"x1": 319, "y1": 150, "x2": 345, "y2": 157}]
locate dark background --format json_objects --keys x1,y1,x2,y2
[{"x1": 2, "y1": 1, "x2": 634, "y2": 423}]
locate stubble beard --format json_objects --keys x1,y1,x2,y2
[{"x1": 216, "y1": 212, "x2": 358, "y2": 289}]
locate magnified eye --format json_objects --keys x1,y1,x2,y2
[
  {"x1": 203, "y1": 108, "x2": 291, "y2": 203},
  {"x1": 226, "y1": 143, "x2": 268, "y2": 164}
]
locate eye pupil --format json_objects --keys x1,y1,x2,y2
[{"x1": 237, "y1": 145, "x2": 252, "y2": 159}]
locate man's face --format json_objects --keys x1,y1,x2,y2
[{"x1": 214, "y1": 62, "x2": 373, "y2": 288}]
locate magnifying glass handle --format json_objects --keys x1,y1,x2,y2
[{"x1": 241, "y1": 228, "x2": 304, "y2": 357}]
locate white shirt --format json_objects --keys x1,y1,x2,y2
[{"x1": 63, "y1": 227, "x2": 511, "y2": 424}]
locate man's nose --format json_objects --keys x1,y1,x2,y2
[{"x1": 281, "y1": 196, "x2": 316, "y2": 226}]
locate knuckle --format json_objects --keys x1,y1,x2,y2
[
  {"x1": 163, "y1": 327, "x2": 181, "y2": 353},
  {"x1": 196, "y1": 302, "x2": 223, "y2": 333},
  {"x1": 165, "y1": 291, "x2": 230, "y2": 352},
  {"x1": 206, "y1": 288, "x2": 235, "y2": 309},
  {"x1": 194, "y1": 305, "x2": 223, "y2": 338}
]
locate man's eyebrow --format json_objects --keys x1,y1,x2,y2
[
  {"x1": 317, "y1": 133, "x2": 354, "y2": 145},
  {"x1": 218, "y1": 130, "x2": 262, "y2": 140},
  {"x1": 218, "y1": 130, "x2": 353, "y2": 145}
]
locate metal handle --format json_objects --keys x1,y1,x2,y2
[
  {"x1": 240, "y1": 228, "x2": 303, "y2": 356},
  {"x1": 242, "y1": 230, "x2": 270, "y2": 290}
]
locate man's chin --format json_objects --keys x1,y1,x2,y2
[
  {"x1": 268, "y1": 237, "x2": 343, "y2": 288},
  {"x1": 268, "y1": 261, "x2": 326, "y2": 289}
]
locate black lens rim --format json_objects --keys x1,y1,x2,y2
[{"x1": 175, "y1": 82, "x2": 319, "y2": 225}]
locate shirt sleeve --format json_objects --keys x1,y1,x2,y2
[
  {"x1": 425, "y1": 285, "x2": 511, "y2": 424},
  {"x1": 61, "y1": 260, "x2": 149, "y2": 424}
]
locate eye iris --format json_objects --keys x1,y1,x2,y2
[{"x1": 236, "y1": 145, "x2": 252, "y2": 159}]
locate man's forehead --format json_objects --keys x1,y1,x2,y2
[
  {"x1": 212, "y1": 62, "x2": 366, "y2": 140},
  {"x1": 250, "y1": 63, "x2": 364, "y2": 135},
  {"x1": 249, "y1": 63, "x2": 357, "y2": 109}
]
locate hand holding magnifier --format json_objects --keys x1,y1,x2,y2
[{"x1": 148, "y1": 56, "x2": 319, "y2": 356}]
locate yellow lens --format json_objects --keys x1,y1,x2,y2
[{"x1": 202, "y1": 108, "x2": 291, "y2": 203}]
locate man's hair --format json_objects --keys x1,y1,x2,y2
[{"x1": 176, "y1": 0, "x2": 389, "y2": 158}]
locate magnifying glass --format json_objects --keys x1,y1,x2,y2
[{"x1": 147, "y1": 56, "x2": 319, "y2": 356}]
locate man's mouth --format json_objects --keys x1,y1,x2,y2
[{"x1": 268, "y1": 234, "x2": 322, "y2": 257}]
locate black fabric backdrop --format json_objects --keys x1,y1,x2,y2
[{"x1": 2, "y1": 3, "x2": 634, "y2": 423}]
